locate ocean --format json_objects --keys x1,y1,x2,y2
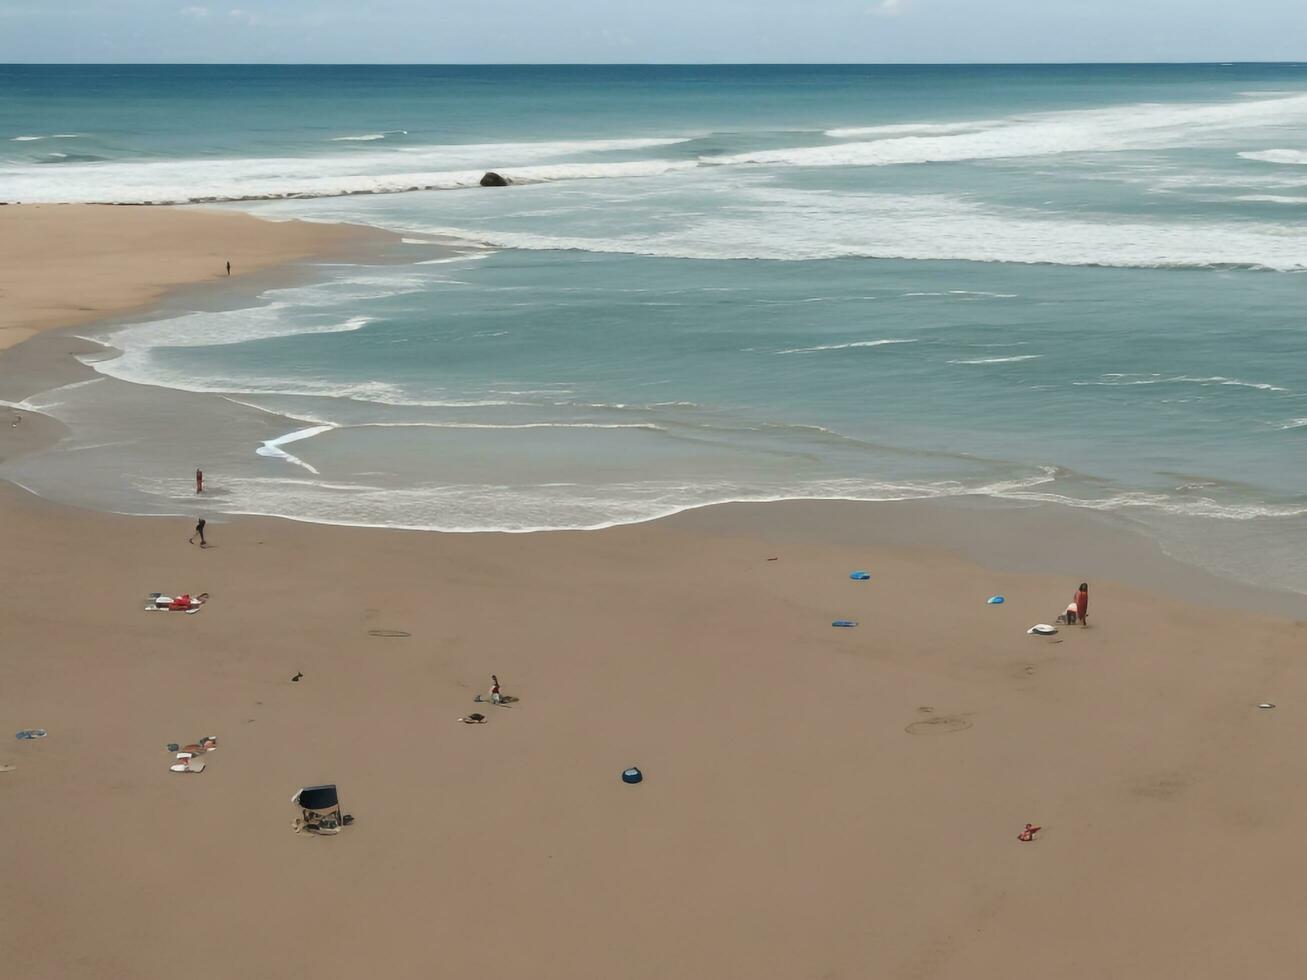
[{"x1": 3, "y1": 64, "x2": 1307, "y2": 591}]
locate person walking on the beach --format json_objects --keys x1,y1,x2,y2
[
  {"x1": 190, "y1": 518, "x2": 207, "y2": 548},
  {"x1": 226, "y1": 260, "x2": 231, "y2": 277},
  {"x1": 196, "y1": 467, "x2": 204, "y2": 494},
  {"x1": 1075, "y1": 582, "x2": 1089, "y2": 628}
]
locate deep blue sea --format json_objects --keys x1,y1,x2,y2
[{"x1": 3, "y1": 65, "x2": 1307, "y2": 590}]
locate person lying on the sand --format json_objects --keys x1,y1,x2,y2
[{"x1": 459, "y1": 713, "x2": 487, "y2": 724}]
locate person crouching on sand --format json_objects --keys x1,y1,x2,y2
[{"x1": 1075, "y1": 582, "x2": 1089, "y2": 627}]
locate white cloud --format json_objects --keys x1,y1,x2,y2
[
  {"x1": 872, "y1": 0, "x2": 906, "y2": 16},
  {"x1": 179, "y1": 5, "x2": 209, "y2": 17}
]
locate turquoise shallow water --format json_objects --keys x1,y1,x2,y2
[{"x1": 3, "y1": 65, "x2": 1307, "y2": 590}]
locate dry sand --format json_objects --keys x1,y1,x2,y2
[
  {"x1": 4, "y1": 205, "x2": 1307, "y2": 980},
  {"x1": 0, "y1": 204, "x2": 375, "y2": 350}
]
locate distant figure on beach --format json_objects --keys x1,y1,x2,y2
[
  {"x1": 1064, "y1": 601, "x2": 1078, "y2": 626},
  {"x1": 490, "y1": 674, "x2": 503, "y2": 704},
  {"x1": 226, "y1": 260, "x2": 231, "y2": 276},
  {"x1": 1075, "y1": 583, "x2": 1089, "y2": 627},
  {"x1": 190, "y1": 518, "x2": 207, "y2": 548},
  {"x1": 196, "y1": 468, "x2": 204, "y2": 494}
]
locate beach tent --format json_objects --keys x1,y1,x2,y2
[{"x1": 291, "y1": 784, "x2": 350, "y2": 835}]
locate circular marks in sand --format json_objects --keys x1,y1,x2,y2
[
  {"x1": 367, "y1": 629, "x2": 411, "y2": 638},
  {"x1": 905, "y1": 715, "x2": 973, "y2": 736}
]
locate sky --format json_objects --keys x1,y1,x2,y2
[{"x1": 1, "y1": 0, "x2": 1305, "y2": 63}]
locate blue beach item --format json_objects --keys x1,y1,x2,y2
[
  {"x1": 832, "y1": 620, "x2": 858, "y2": 628},
  {"x1": 988, "y1": 596, "x2": 1005, "y2": 604},
  {"x1": 15, "y1": 729, "x2": 47, "y2": 740},
  {"x1": 622, "y1": 767, "x2": 643, "y2": 784},
  {"x1": 849, "y1": 571, "x2": 871, "y2": 581}
]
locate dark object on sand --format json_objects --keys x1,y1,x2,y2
[
  {"x1": 292, "y1": 672, "x2": 303, "y2": 682},
  {"x1": 367, "y1": 629, "x2": 411, "y2": 638},
  {"x1": 622, "y1": 767, "x2": 643, "y2": 784},
  {"x1": 480, "y1": 171, "x2": 511, "y2": 187},
  {"x1": 461, "y1": 713, "x2": 487, "y2": 724},
  {"x1": 292, "y1": 783, "x2": 352, "y2": 835}
]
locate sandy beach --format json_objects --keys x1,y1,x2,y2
[
  {"x1": 4, "y1": 205, "x2": 1307, "y2": 980},
  {"x1": 0, "y1": 204, "x2": 374, "y2": 351}
]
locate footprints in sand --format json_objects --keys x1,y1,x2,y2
[
  {"x1": 905, "y1": 707, "x2": 973, "y2": 735},
  {"x1": 363, "y1": 606, "x2": 411, "y2": 638},
  {"x1": 1129, "y1": 771, "x2": 1189, "y2": 801}
]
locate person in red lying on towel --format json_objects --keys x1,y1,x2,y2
[{"x1": 169, "y1": 594, "x2": 193, "y2": 611}]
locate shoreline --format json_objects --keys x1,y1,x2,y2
[
  {"x1": 0, "y1": 204, "x2": 390, "y2": 351},
  {"x1": 0, "y1": 204, "x2": 1302, "y2": 617},
  {"x1": 0, "y1": 204, "x2": 405, "y2": 466}
]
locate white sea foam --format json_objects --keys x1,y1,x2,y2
[
  {"x1": 331, "y1": 131, "x2": 407, "y2": 141},
  {"x1": 948, "y1": 354, "x2": 1043, "y2": 365},
  {"x1": 1240, "y1": 148, "x2": 1307, "y2": 165},
  {"x1": 104, "y1": 308, "x2": 375, "y2": 351},
  {"x1": 10, "y1": 134, "x2": 80, "y2": 142},
  {"x1": 415, "y1": 251, "x2": 497, "y2": 265},
  {"x1": 106, "y1": 463, "x2": 1307, "y2": 536},
  {"x1": 355, "y1": 421, "x2": 665, "y2": 431},
  {"x1": 717, "y1": 94, "x2": 1307, "y2": 169},
  {"x1": 11, "y1": 92, "x2": 1307, "y2": 206},
  {"x1": 825, "y1": 120, "x2": 1000, "y2": 139},
  {"x1": 772, "y1": 339, "x2": 918, "y2": 354},
  {"x1": 1236, "y1": 194, "x2": 1307, "y2": 203},
  {"x1": 256, "y1": 425, "x2": 335, "y2": 473},
  {"x1": 1073, "y1": 374, "x2": 1289, "y2": 392},
  {"x1": 417, "y1": 186, "x2": 1307, "y2": 270},
  {"x1": 10, "y1": 377, "x2": 106, "y2": 412},
  {"x1": 0, "y1": 136, "x2": 695, "y2": 204}
]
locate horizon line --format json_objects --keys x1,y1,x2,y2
[{"x1": 3, "y1": 60, "x2": 1306, "y2": 67}]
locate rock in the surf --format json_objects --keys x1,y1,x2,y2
[{"x1": 479, "y1": 172, "x2": 511, "y2": 187}]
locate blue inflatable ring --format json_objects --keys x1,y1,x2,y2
[{"x1": 849, "y1": 571, "x2": 870, "y2": 581}]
